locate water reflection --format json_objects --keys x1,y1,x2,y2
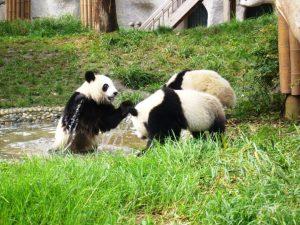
[{"x1": 0, "y1": 119, "x2": 145, "y2": 160}]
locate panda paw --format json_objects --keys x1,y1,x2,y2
[
  {"x1": 120, "y1": 100, "x2": 134, "y2": 107},
  {"x1": 120, "y1": 100, "x2": 134, "y2": 116}
]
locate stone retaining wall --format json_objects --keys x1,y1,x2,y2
[{"x1": 0, "y1": 106, "x2": 64, "y2": 125}]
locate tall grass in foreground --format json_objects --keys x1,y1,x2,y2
[{"x1": 0, "y1": 124, "x2": 299, "y2": 224}]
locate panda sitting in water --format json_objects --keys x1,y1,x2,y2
[
  {"x1": 129, "y1": 87, "x2": 226, "y2": 154},
  {"x1": 53, "y1": 71, "x2": 133, "y2": 153}
]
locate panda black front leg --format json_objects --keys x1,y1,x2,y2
[
  {"x1": 192, "y1": 131, "x2": 207, "y2": 139},
  {"x1": 99, "y1": 100, "x2": 134, "y2": 132},
  {"x1": 136, "y1": 138, "x2": 153, "y2": 157},
  {"x1": 120, "y1": 100, "x2": 134, "y2": 117},
  {"x1": 137, "y1": 129, "x2": 181, "y2": 157}
]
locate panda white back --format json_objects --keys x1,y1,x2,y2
[
  {"x1": 181, "y1": 70, "x2": 230, "y2": 91},
  {"x1": 175, "y1": 90, "x2": 223, "y2": 132},
  {"x1": 166, "y1": 70, "x2": 236, "y2": 108}
]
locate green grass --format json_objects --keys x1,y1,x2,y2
[
  {"x1": 0, "y1": 14, "x2": 281, "y2": 119},
  {"x1": 0, "y1": 15, "x2": 88, "y2": 37},
  {"x1": 1, "y1": 15, "x2": 299, "y2": 224},
  {"x1": 0, "y1": 120, "x2": 299, "y2": 224}
]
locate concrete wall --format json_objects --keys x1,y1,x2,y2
[
  {"x1": 31, "y1": 0, "x2": 161, "y2": 25},
  {"x1": 117, "y1": 0, "x2": 161, "y2": 27},
  {"x1": 178, "y1": 0, "x2": 225, "y2": 29},
  {"x1": 0, "y1": 0, "x2": 161, "y2": 26},
  {"x1": 0, "y1": 0, "x2": 277, "y2": 29},
  {"x1": 118, "y1": 0, "x2": 226, "y2": 28},
  {"x1": 31, "y1": 0, "x2": 79, "y2": 19},
  {"x1": 0, "y1": 0, "x2": 229, "y2": 28},
  {"x1": 204, "y1": 0, "x2": 224, "y2": 27}
]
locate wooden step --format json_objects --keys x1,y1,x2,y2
[{"x1": 167, "y1": 0, "x2": 201, "y2": 28}]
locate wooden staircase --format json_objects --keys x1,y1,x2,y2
[{"x1": 140, "y1": 0, "x2": 203, "y2": 30}]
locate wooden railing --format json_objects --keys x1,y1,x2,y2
[{"x1": 140, "y1": 0, "x2": 187, "y2": 30}]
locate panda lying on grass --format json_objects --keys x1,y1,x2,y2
[
  {"x1": 53, "y1": 71, "x2": 133, "y2": 153},
  {"x1": 129, "y1": 87, "x2": 226, "y2": 155}
]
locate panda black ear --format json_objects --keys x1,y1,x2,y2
[
  {"x1": 85, "y1": 71, "x2": 95, "y2": 83},
  {"x1": 129, "y1": 108, "x2": 138, "y2": 116}
]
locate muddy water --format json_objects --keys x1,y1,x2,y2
[{"x1": 0, "y1": 120, "x2": 146, "y2": 160}]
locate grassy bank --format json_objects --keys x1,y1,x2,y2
[
  {"x1": 1, "y1": 15, "x2": 299, "y2": 225},
  {"x1": 0, "y1": 120, "x2": 299, "y2": 224},
  {"x1": 0, "y1": 15, "x2": 280, "y2": 118}
]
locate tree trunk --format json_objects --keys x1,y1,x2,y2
[{"x1": 95, "y1": 0, "x2": 118, "y2": 33}]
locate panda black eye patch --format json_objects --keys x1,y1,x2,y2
[{"x1": 102, "y1": 84, "x2": 109, "y2": 92}]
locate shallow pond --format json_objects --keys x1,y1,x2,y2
[{"x1": 0, "y1": 119, "x2": 146, "y2": 160}]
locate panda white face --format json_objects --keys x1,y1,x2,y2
[
  {"x1": 78, "y1": 71, "x2": 118, "y2": 103},
  {"x1": 131, "y1": 114, "x2": 148, "y2": 140},
  {"x1": 129, "y1": 89, "x2": 165, "y2": 140},
  {"x1": 94, "y1": 75, "x2": 118, "y2": 103}
]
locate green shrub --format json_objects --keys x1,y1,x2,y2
[
  {"x1": 0, "y1": 15, "x2": 88, "y2": 37},
  {"x1": 113, "y1": 65, "x2": 164, "y2": 90}
]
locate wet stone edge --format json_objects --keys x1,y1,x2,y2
[{"x1": 0, "y1": 106, "x2": 64, "y2": 126}]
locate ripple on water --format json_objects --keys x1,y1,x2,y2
[{"x1": 0, "y1": 121, "x2": 145, "y2": 160}]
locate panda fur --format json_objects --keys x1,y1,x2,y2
[
  {"x1": 165, "y1": 70, "x2": 236, "y2": 109},
  {"x1": 53, "y1": 71, "x2": 132, "y2": 153},
  {"x1": 129, "y1": 87, "x2": 226, "y2": 148}
]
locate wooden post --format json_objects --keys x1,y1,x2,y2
[
  {"x1": 87, "y1": 0, "x2": 89, "y2": 27},
  {"x1": 79, "y1": 0, "x2": 83, "y2": 24},
  {"x1": 289, "y1": 31, "x2": 300, "y2": 95},
  {"x1": 278, "y1": 13, "x2": 300, "y2": 121},
  {"x1": 278, "y1": 13, "x2": 291, "y2": 94},
  {"x1": 16, "y1": 0, "x2": 20, "y2": 19},
  {"x1": 6, "y1": 0, "x2": 31, "y2": 21},
  {"x1": 91, "y1": 0, "x2": 94, "y2": 28},
  {"x1": 80, "y1": 0, "x2": 122, "y2": 32},
  {"x1": 87, "y1": 0, "x2": 90, "y2": 27},
  {"x1": 20, "y1": 0, "x2": 24, "y2": 19},
  {"x1": 89, "y1": 0, "x2": 93, "y2": 28},
  {"x1": 284, "y1": 95, "x2": 300, "y2": 120},
  {"x1": 6, "y1": 0, "x2": 10, "y2": 20},
  {"x1": 82, "y1": 0, "x2": 87, "y2": 26},
  {"x1": 94, "y1": 0, "x2": 99, "y2": 30},
  {"x1": 24, "y1": 0, "x2": 30, "y2": 19},
  {"x1": 11, "y1": 0, "x2": 15, "y2": 20},
  {"x1": 285, "y1": 31, "x2": 300, "y2": 120}
]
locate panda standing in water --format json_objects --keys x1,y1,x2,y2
[
  {"x1": 129, "y1": 87, "x2": 226, "y2": 154},
  {"x1": 165, "y1": 70, "x2": 236, "y2": 109},
  {"x1": 53, "y1": 71, "x2": 133, "y2": 153}
]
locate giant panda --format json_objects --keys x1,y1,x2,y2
[
  {"x1": 129, "y1": 87, "x2": 226, "y2": 151},
  {"x1": 53, "y1": 71, "x2": 133, "y2": 153},
  {"x1": 165, "y1": 70, "x2": 236, "y2": 109}
]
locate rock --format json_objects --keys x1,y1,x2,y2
[{"x1": 0, "y1": 106, "x2": 68, "y2": 125}]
